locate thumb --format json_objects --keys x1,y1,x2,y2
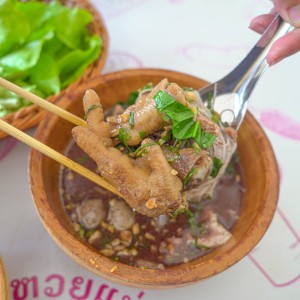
[{"x1": 273, "y1": 0, "x2": 300, "y2": 27}]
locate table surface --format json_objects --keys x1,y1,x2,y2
[{"x1": 1, "y1": 1, "x2": 300, "y2": 299}]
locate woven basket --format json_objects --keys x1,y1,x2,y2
[{"x1": 0, "y1": 0, "x2": 109, "y2": 139}]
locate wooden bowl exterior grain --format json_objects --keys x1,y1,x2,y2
[
  {"x1": 29, "y1": 69, "x2": 279, "y2": 288},
  {"x1": 0, "y1": 257, "x2": 10, "y2": 300}
]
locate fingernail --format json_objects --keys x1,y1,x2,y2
[
  {"x1": 288, "y1": 4, "x2": 300, "y2": 26},
  {"x1": 267, "y1": 56, "x2": 282, "y2": 67}
]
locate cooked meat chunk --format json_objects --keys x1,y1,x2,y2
[
  {"x1": 196, "y1": 111, "x2": 220, "y2": 136},
  {"x1": 106, "y1": 79, "x2": 214, "y2": 146},
  {"x1": 72, "y1": 77, "x2": 237, "y2": 217},
  {"x1": 194, "y1": 210, "x2": 231, "y2": 248},
  {"x1": 72, "y1": 90, "x2": 187, "y2": 217},
  {"x1": 162, "y1": 147, "x2": 213, "y2": 181},
  {"x1": 76, "y1": 199, "x2": 105, "y2": 229},
  {"x1": 107, "y1": 79, "x2": 169, "y2": 146},
  {"x1": 108, "y1": 198, "x2": 135, "y2": 231}
]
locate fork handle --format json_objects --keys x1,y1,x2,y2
[{"x1": 220, "y1": 14, "x2": 292, "y2": 98}]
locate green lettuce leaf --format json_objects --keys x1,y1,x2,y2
[
  {"x1": 0, "y1": 0, "x2": 102, "y2": 118},
  {"x1": 58, "y1": 35, "x2": 102, "y2": 88},
  {"x1": 0, "y1": 31, "x2": 54, "y2": 78},
  {"x1": 0, "y1": 0, "x2": 30, "y2": 57},
  {"x1": 30, "y1": 53, "x2": 60, "y2": 95},
  {"x1": 54, "y1": 7, "x2": 92, "y2": 49}
]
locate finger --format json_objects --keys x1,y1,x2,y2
[
  {"x1": 83, "y1": 89, "x2": 112, "y2": 146},
  {"x1": 267, "y1": 28, "x2": 300, "y2": 65},
  {"x1": 249, "y1": 14, "x2": 277, "y2": 34},
  {"x1": 273, "y1": 0, "x2": 300, "y2": 26}
]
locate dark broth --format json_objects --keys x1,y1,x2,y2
[{"x1": 59, "y1": 141, "x2": 244, "y2": 269}]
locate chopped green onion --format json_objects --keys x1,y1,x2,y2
[
  {"x1": 172, "y1": 207, "x2": 187, "y2": 217},
  {"x1": 127, "y1": 91, "x2": 139, "y2": 106},
  {"x1": 85, "y1": 229, "x2": 96, "y2": 239},
  {"x1": 182, "y1": 87, "x2": 194, "y2": 91},
  {"x1": 211, "y1": 112, "x2": 221, "y2": 124},
  {"x1": 167, "y1": 155, "x2": 181, "y2": 163},
  {"x1": 139, "y1": 131, "x2": 147, "y2": 139},
  {"x1": 134, "y1": 142, "x2": 156, "y2": 157},
  {"x1": 76, "y1": 155, "x2": 88, "y2": 165},
  {"x1": 183, "y1": 168, "x2": 198, "y2": 186},
  {"x1": 210, "y1": 157, "x2": 223, "y2": 178},
  {"x1": 195, "y1": 130, "x2": 216, "y2": 149},
  {"x1": 118, "y1": 128, "x2": 132, "y2": 151},
  {"x1": 206, "y1": 92, "x2": 213, "y2": 110},
  {"x1": 84, "y1": 104, "x2": 101, "y2": 119},
  {"x1": 78, "y1": 228, "x2": 85, "y2": 238},
  {"x1": 129, "y1": 111, "x2": 135, "y2": 127},
  {"x1": 126, "y1": 83, "x2": 153, "y2": 106},
  {"x1": 194, "y1": 240, "x2": 211, "y2": 250}
]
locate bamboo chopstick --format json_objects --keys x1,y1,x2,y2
[
  {"x1": 0, "y1": 119, "x2": 122, "y2": 198},
  {"x1": 0, "y1": 77, "x2": 86, "y2": 127}
]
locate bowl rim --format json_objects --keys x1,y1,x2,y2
[{"x1": 29, "y1": 68, "x2": 279, "y2": 288}]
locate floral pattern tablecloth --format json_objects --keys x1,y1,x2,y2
[{"x1": 0, "y1": 0, "x2": 300, "y2": 299}]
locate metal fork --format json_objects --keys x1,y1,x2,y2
[{"x1": 198, "y1": 15, "x2": 292, "y2": 129}]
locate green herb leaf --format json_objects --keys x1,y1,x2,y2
[
  {"x1": 134, "y1": 142, "x2": 156, "y2": 158},
  {"x1": 76, "y1": 155, "x2": 88, "y2": 165},
  {"x1": 172, "y1": 207, "x2": 187, "y2": 217},
  {"x1": 167, "y1": 155, "x2": 181, "y2": 163},
  {"x1": 182, "y1": 87, "x2": 194, "y2": 91},
  {"x1": 195, "y1": 130, "x2": 216, "y2": 149},
  {"x1": 154, "y1": 90, "x2": 217, "y2": 149},
  {"x1": 127, "y1": 91, "x2": 139, "y2": 106},
  {"x1": 206, "y1": 92, "x2": 213, "y2": 110},
  {"x1": 211, "y1": 112, "x2": 220, "y2": 124},
  {"x1": 78, "y1": 228, "x2": 85, "y2": 238},
  {"x1": 154, "y1": 90, "x2": 197, "y2": 136},
  {"x1": 183, "y1": 168, "x2": 198, "y2": 186},
  {"x1": 129, "y1": 111, "x2": 135, "y2": 127},
  {"x1": 126, "y1": 83, "x2": 153, "y2": 106},
  {"x1": 210, "y1": 157, "x2": 223, "y2": 178},
  {"x1": 84, "y1": 104, "x2": 101, "y2": 119},
  {"x1": 139, "y1": 131, "x2": 147, "y2": 139},
  {"x1": 118, "y1": 128, "x2": 132, "y2": 151},
  {"x1": 85, "y1": 229, "x2": 96, "y2": 239}
]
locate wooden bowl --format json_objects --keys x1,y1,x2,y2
[
  {"x1": 29, "y1": 69, "x2": 279, "y2": 288},
  {"x1": 0, "y1": 0, "x2": 109, "y2": 139},
  {"x1": 0, "y1": 257, "x2": 10, "y2": 300}
]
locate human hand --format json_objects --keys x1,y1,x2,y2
[{"x1": 249, "y1": 0, "x2": 300, "y2": 65}]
